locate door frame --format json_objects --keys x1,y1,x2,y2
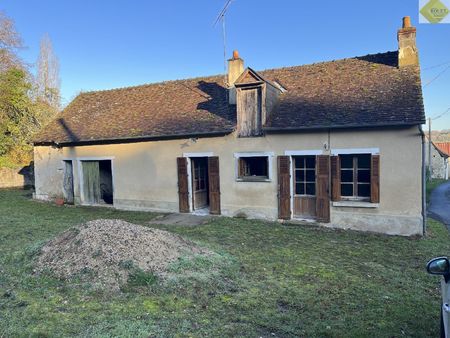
[
  {"x1": 183, "y1": 152, "x2": 214, "y2": 213},
  {"x1": 284, "y1": 150, "x2": 322, "y2": 220},
  {"x1": 63, "y1": 156, "x2": 115, "y2": 206}
]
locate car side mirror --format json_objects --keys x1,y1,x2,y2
[{"x1": 427, "y1": 257, "x2": 450, "y2": 275}]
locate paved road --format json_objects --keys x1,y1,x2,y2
[{"x1": 429, "y1": 180, "x2": 450, "y2": 226}]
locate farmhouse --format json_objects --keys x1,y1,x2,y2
[{"x1": 33, "y1": 17, "x2": 426, "y2": 236}]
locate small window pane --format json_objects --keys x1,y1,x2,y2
[
  {"x1": 358, "y1": 184, "x2": 370, "y2": 197},
  {"x1": 295, "y1": 157, "x2": 304, "y2": 168},
  {"x1": 340, "y1": 155, "x2": 353, "y2": 169},
  {"x1": 357, "y1": 155, "x2": 371, "y2": 169},
  {"x1": 341, "y1": 169, "x2": 353, "y2": 182},
  {"x1": 239, "y1": 157, "x2": 268, "y2": 178},
  {"x1": 306, "y1": 169, "x2": 315, "y2": 181},
  {"x1": 295, "y1": 170, "x2": 305, "y2": 182},
  {"x1": 358, "y1": 169, "x2": 370, "y2": 183},
  {"x1": 305, "y1": 157, "x2": 315, "y2": 169},
  {"x1": 296, "y1": 183, "x2": 304, "y2": 195},
  {"x1": 306, "y1": 183, "x2": 315, "y2": 195},
  {"x1": 341, "y1": 183, "x2": 353, "y2": 196}
]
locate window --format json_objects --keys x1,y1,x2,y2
[
  {"x1": 193, "y1": 163, "x2": 207, "y2": 191},
  {"x1": 340, "y1": 154, "x2": 371, "y2": 199},
  {"x1": 294, "y1": 156, "x2": 316, "y2": 196},
  {"x1": 237, "y1": 156, "x2": 269, "y2": 181}
]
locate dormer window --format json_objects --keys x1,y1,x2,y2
[
  {"x1": 236, "y1": 85, "x2": 263, "y2": 137},
  {"x1": 233, "y1": 67, "x2": 282, "y2": 138}
]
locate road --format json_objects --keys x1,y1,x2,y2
[{"x1": 429, "y1": 180, "x2": 450, "y2": 226}]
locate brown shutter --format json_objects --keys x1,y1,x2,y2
[
  {"x1": 177, "y1": 157, "x2": 190, "y2": 213},
  {"x1": 316, "y1": 155, "x2": 330, "y2": 223},
  {"x1": 208, "y1": 156, "x2": 221, "y2": 215},
  {"x1": 371, "y1": 155, "x2": 380, "y2": 203},
  {"x1": 277, "y1": 156, "x2": 291, "y2": 220},
  {"x1": 330, "y1": 156, "x2": 341, "y2": 201},
  {"x1": 238, "y1": 157, "x2": 245, "y2": 178}
]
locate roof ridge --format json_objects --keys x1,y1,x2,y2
[
  {"x1": 78, "y1": 50, "x2": 398, "y2": 96},
  {"x1": 259, "y1": 50, "x2": 398, "y2": 73}
]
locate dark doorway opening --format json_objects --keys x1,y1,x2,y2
[
  {"x1": 191, "y1": 157, "x2": 209, "y2": 211},
  {"x1": 81, "y1": 160, "x2": 113, "y2": 205},
  {"x1": 99, "y1": 160, "x2": 113, "y2": 204}
]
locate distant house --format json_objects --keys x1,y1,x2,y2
[
  {"x1": 33, "y1": 17, "x2": 426, "y2": 236},
  {"x1": 426, "y1": 141, "x2": 450, "y2": 179}
]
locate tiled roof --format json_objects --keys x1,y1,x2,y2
[
  {"x1": 34, "y1": 51, "x2": 425, "y2": 145},
  {"x1": 434, "y1": 142, "x2": 450, "y2": 157}
]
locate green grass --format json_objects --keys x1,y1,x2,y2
[
  {"x1": 0, "y1": 189, "x2": 449, "y2": 337},
  {"x1": 426, "y1": 178, "x2": 447, "y2": 203}
]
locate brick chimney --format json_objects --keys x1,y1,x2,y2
[
  {"x1": 398, "y1": 16, "x2": 419, "y2": 67},
  {"x1": 227, "y1": 50, "x2": 244, "y2": 104}
]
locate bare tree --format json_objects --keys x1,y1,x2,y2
[
  {"x1": 0, "y1": 11, "x2": 23, "y2": 71},
  {"x1": 36, "y1": 33, "x2": 60, "y2": 109}
]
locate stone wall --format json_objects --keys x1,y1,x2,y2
[{"x1": 0, "y1": 164, "x2": 34, "y2": 188}]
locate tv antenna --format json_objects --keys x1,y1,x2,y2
[{"x1": 214, "y1": 0, "x2": 235, "y2": 87}]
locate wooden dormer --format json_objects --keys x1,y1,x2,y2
[{"x1": 234, "y1": 68, "x2": 281, "y2": 137}]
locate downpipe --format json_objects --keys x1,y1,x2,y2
[{"x1": 419, "y1": 125, "x2": 427, "y2": 236}]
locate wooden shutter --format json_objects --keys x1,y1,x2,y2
[
  {"x1": 277, "y1": 156, "x2": 291, "y2": 220},
  {"x1": 316, "y1": 155, "x2": 330, "y2": 223},
  {"x1": 177, "y1": 157, "x2": 190, "y2": 213},
  {"x1": 330, "y1": 156, "x2": 341, "y2": 201},
  {"x1": 371, "y1": 155, "x2": 380, "y2": 203},
  {"x1": 208, "y1": 156, "x2": 221, "y2": 215}
]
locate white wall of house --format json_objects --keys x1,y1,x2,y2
[{"x1": 34, "y1": 126, "x2": 423, "y2": 236}]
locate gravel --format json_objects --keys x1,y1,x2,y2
[{"x1": 34, "y1": 219, "x2": 210, "y2": 290}]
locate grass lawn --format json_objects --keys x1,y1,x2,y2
[{"x1": 0, "y1": 189, "x2": 449, "y2": 337}]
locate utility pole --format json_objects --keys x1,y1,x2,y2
[{"x1": 428, "y1": 117, "x2": 432, "y2": 181}]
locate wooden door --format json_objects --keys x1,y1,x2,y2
[
  {"x1": 292, "y1": 156, "x2": 317, "y2": 219},
  {"x1": 191, "y1": 158, "x2": 209, "y2": 210},
  {"x1": 208, "y1": 156, "x2": 221, "y2": 215},
  {"x1": 316, "y1": 155, "x2": 330, "y2": 223},
  {"x1": 177, "y1": 157, "x2": 190, "y2": 213},
  {"x1": 82, "y1": 161, "x2": 100, "y2": 204},
  {"x1": 63, "y1": 160, "x2": 74, "y2": 204},
  {"x1": 278, "y1": 156, "x2": 291, "y2": 219},
  {"x1": 237, "y1": 87, "x2": 262, "y2": 137}
]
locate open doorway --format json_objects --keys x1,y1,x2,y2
[
  {"x1": 190, "y1": 157, "x2": 209, "y2": 212},
  {"x1": 81, "y1": 160, "x2": 113, "y2": 205}
]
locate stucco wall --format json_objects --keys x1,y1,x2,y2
[{"x1": 34, "y1": 126, "x2": 423, "y2": 236}]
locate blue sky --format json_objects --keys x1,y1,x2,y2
[{"x1": 2, "y1": 0, "x2": 450, "y2": 130}]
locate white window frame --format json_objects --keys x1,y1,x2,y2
[
  {"x1": 331, "y1": 148, "x2": 379, "y2": 155},
  {"x1": 182, "y1": 152, "x2": 214, "y2": 213},
  {"x1": 234, "y1": 152, "x2": 274, "y2": 182},
  {"x1": 284, "y1": 150, "x2": 322, "y2": 220},
  {"x1": 330, "y1": 148, "x2": 379, "y2": 204}
]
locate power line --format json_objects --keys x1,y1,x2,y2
[
  {"x1": 431, "y1": 106, "x2": 450, "y2": 120},
  {"x1": 423, "y1": 64, "x2": 450, "y2": 87},
  {"x1": 422, "y1": 60, "x2": 450, "y2": 71}
]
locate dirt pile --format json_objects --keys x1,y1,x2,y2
[{"x1": 34, "y1": 219, "x2": 210, "y2": 290}]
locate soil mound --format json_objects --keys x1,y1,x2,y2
[{"x1": 35, "y1": 219, "x2": 210, "y2": 290}]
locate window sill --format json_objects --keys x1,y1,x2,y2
[
  {"x1": 236, "y1": 177, "x2": 271, "y2": 183},
  {"x1": 332, "y1": 201, "x2": 379, "y2": 208}
]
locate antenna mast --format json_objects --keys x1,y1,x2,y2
[{"x1": 214, "y1": 0, "x2": 234, "y2": 87}]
